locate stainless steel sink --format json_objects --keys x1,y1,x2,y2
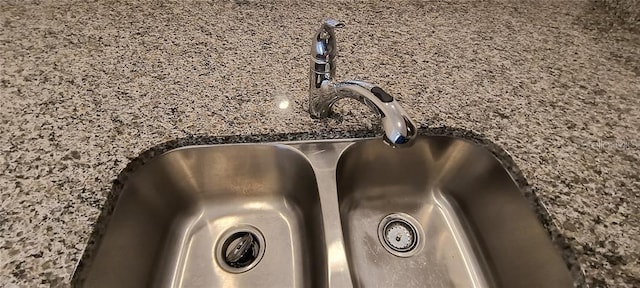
[
  {"x1": 81, "y1": 145, "x2": 327, "y2": 287},
  {"x1": 75, "y1": 136, "x2": 574, "y2": 288},
  {"x1": 336, "y1": 137, "x2": 573, "y2": 288}
]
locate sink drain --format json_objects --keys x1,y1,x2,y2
[
  {"x1": 378, "y1": 213, "x2": 422, "y2": 257},
  {"x1": 215, "y1": 225, "x2": 265, "y2": 273}
]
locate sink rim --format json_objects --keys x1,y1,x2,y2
[{"x1": 71, "y1": 127, "x2": 586, "y2": 287}]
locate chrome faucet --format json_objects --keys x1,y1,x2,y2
[{"x1": 309, "y1": 19, "x2": 417, "y2": 147}]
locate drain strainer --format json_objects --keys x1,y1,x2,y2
[
  {"x1": 215, "y1": 225, "x2": 265, "y2": 273},
  {"x1": 378, "y1": 213, "x2": 422, "y2": 257}
]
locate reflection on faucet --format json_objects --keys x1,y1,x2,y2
[{"x1": 308, "y1": 19, "x2": 417, "y2": 147}]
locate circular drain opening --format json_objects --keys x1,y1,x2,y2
[
  {"x1": 215, "y1": 225, "x2": 265, "y2": 273},
  {"x1": 378, "y1": 213, "x2": 422, "y2": 257}
]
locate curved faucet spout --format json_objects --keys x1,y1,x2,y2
[
  {"x1": 310, "y1": 19, "x2": 344, "y2": 91},
  {"x1": 319, "y1": 80, "x2": 417, "y2": 146},
  {"x1": 308, "y1": 20, "x2": 417, "y2": 147}
]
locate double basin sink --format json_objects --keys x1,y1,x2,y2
[{"x1": 75, "y1": 136, "x2": 573, "y2": 287}]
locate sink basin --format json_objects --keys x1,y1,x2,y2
[
  {"x1": 336, "y1": 137, "x2": 573, "y2": 287},
  {"x1": 81, "y1": 145, "x2": 327, "y2": 287},
  {"x1": 75, "y1": 136, "x2": 574, "y2": 287}
]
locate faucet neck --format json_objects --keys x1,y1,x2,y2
[{"x1": 310, "y1": 20, "x2": 344, "y2": 88}]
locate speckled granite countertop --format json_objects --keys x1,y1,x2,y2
[{"x1": 0, "y1": 0, "x2": 638, "y2": 287}]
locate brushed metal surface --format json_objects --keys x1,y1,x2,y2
[
  {"x1": 78, "y1": 136, "x2": 573, "y2": 288},
  {"x1": 336, "y1": 137, "x2": 573, "y2": 288}
]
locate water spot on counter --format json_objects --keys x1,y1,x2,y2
[
  {"x1": 562, "y1": 221, "x2": 578, "y2": 232},
  {"x1": 494, "y1": 110, "x2": 510, "y2": 119},
  {"x1": 71, "y1": 150, "x2": 81, "y2": 159},
  {"x1": 63, "y1": 150, "x2": 81, "y2": 160},
  {"x1": 593, "y1": 88, "x2": 606, "y2": 96}
]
